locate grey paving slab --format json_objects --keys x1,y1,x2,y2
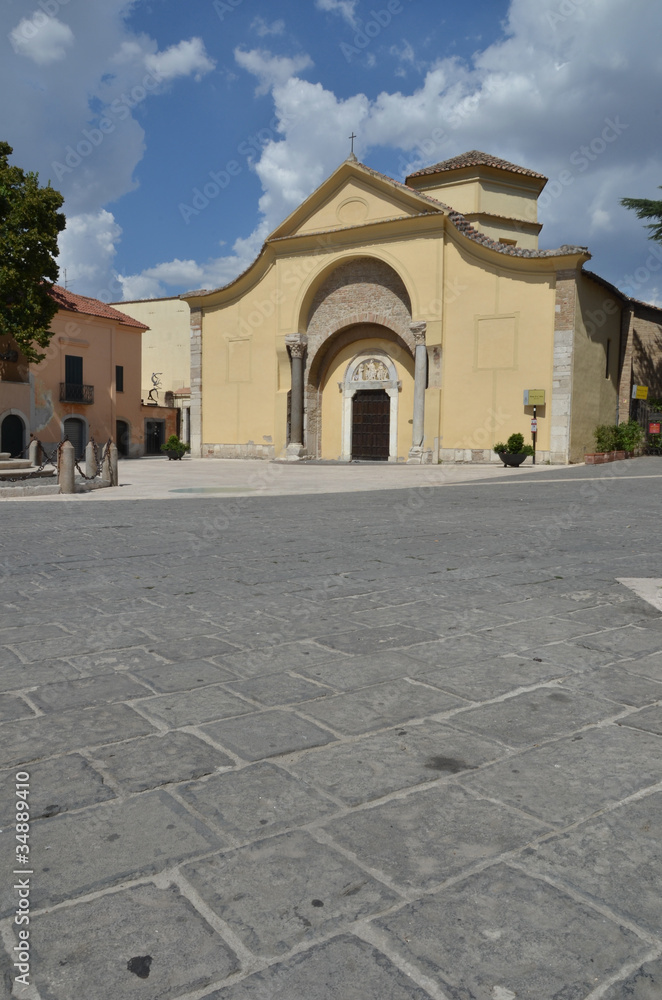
[
  {"x1": 0, "y1": 645, "x2": 29, "y2": 670},
  {"x1": 225, "y1": 670, "x2": 334, "y2": 706},
  {"x1": 602, "y1": 955, "x2": 662, "y2": 999},
  {"x1": 0, "y1": 753, "x2": 114, "y2": 825},
  {"x1": 323, "y1": 784, "x2": 550, "y2": 891},
  {"x1": 287, "y1": 721, "x2": 508, "y2": 806},
  {"x1": 449, "y1": 686, "x2": 623, "y2": 748},
  {"x1": 181, "y1": 830, "x2": 401, "y2": 957},
  {"x1": 0, "y1": 703, "x2": 157, "y2": 768},
  {"x1": 0, "y1": 656, "x2": 80, "y2": 692},
  {"x1": 205, "y1": 934, "x2": 434, "y2": 1000},
  {"x1": 9, "y1": 628, "x2": 150, "y2": 663},
  {"x1": 483, "y1": 615, "x2": 600, "y2": 649},
  {"x1": 403, "y1": 634, "x2": 508, "y2": 668},
  {"x1": 565, "y1": 665, "x2": 662, "y2": 706},
  {"x1": 201, "y1": 709, "x2": 337, "y2": 761},
  {"x1": 374, "y1": 864, "x2": 648, "y2": 1000},
  {"x1": 295, "y1": 650, "x2": 427, "y2": 689},
  {"x1": 617, "y1": 704, "x2": 662, "y2": 736},
  {"x1": 520, "y1": 640, "x2": 626, "y2": 671},
  {"x1": 179, "y1": 761, "x2": 338, "y2": 840},
  {"x1": 29, "y1": 671, "x2": 150, "y2": 712},
  {"x1": 522, "y1": 791, "x2": 662, "y2": 934},
  {"x1": 213, "y1": 640, "x2": 346, "y2": 679},
  {"x1": 67, "y1": 646, "x2": 169, "y2": 674},
  {"x1": 0, "y1": 692, "x2": 34, "y2": 721},
  {"x1": 567, "y1": 601, "x2": 662, "y2": 628},
  {"x1": 7, "y1": 790, "x2": 223, "y2": 913},
  {"x1": 417, "y1": 652, "x2": 569, "y2": 701},
  {"x1": 131, "y1": 658, "x2": 238, "y2": 692},
  {"x1": 568, "y1": 625, "x2": 662, "y2": 660},
  {"x1": 624, "y1": 651, "x2": 662, "y2": 682},
  {"x1": 458, "y1": 725, "x2": 662, "y2": 826},
  {"x1": 146, "y1": 635, "x2": 241, "y2": 661},
  {"x1": 89, "y1": 731, "x2": 234, "y2": 792},
  {"x1": 29, "y1": 883, "x2": 239, "y2": 1000},
  {"x1": 299, "y1": 678, "x2": 467, "y2": 735},
  {"x1": 138, "y1": 685, "x2": 254, "y2": 727},
  {"x1": 313, "y1": 624, "x2": 440, "y2": 655}
]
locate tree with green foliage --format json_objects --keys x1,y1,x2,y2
[
  {"x1": 621, "y1": 189, "x2": 662, "y2": 244},
  {"x1": 0, "y1": 141, "x2": 65, "y2": 362}
]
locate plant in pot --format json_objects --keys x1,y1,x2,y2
[
  {"x1": 493, "y1": 432, "x2": 534, "y2": 468},
  {"x1": 161, "y1": 434, "x2": 190, "y2": 460}
]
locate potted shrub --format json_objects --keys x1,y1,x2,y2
[
  {"x1": 493, "y1": 432, "x2": 534, "y2": 468},
  {"x1": 161, "y1": 434, "x2": 190, "y2": 460}
]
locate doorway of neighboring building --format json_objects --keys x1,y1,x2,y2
[
  {"x1": 63, "y1": 417, "x2": 86, "y2": 459},
  {"x1": 116, "y1": 420, "x2": 130, "y2": 457},
  {"x1": 145, "y1": 419, "x2": 165, "y2": 455},
  {"x1": 351, "y1": 389, "x2": 390, "y2": 461},
  {"x1": 1, "y1": 414, "x2": 25, "y2": 457}
]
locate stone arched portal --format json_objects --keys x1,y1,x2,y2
[{"x1": 292, "y1": 257, "x2": 423, "y2": 460}]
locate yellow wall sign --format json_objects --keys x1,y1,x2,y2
[
  {"x1": 632, "y1": 385, "x2": 649, "y2": 400},
  {"x1": 523, "y1": 389, "x2": 546, "y2": 406}
]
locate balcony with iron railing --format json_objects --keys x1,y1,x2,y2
[{"x1": 60, "y1": 383, "x2": 94, "y2": 404}]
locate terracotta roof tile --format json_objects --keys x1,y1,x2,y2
[
  {"x1": 407, "y1": 150, "x2": 547, "y2": 181},
  {"x1": 49, "y1": 285, "x2": 149, "y2": 329}
]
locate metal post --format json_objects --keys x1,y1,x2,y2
[{"x1": 532, "y1": 404, "x2": 537, "y2": 465}]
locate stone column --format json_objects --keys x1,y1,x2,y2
[
  {"x1": 285, "y1": 334, "x2": 308, "y2": 460},
  {"x1": 59, "y1": 441, "x2": 75, "y2": 494},
  {"x1": 85, "y1": 441, "x2": 97, "y2": 479},
  {"x1": 408, "y1": 322, "x2": 428, "y2": 463},
  {"x1": 28, "y1": 440, "x2": 41, "y2": 468}
]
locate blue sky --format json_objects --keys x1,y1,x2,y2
[{"x1": 3, "y1": 0, "x2": 662, "y2": 304}]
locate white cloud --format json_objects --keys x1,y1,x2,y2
[
  {"x1": 234, "y1": 48, "x2": 314, "y2": 96},
  {"x1": 58, "y1": 210, "x2": 123, "y2": 299},
  {"x1": 145, "y1": 37, "x2": 216, "y2": 83},
  {"x1": 22, "y1": 0, "x2": 662, "y2": 308},
  {"x1": 251, "y1": 17, "x2": 286, "y2": 38},
  {"x1": 315, "y1": 0, "x2": 359, "y2": 29},
  {"x1": 390, "y1": 41, "x2": 416, "y2": 65},
  {"x1": 117, "y1": 248, "x2": 258, "y2": 300},
  {"x1": 10, "y1": 15, "x2": 74, "y2": 65},
  {"x1": 219, "y1": 0, "x2": 662, "y2": 308}
]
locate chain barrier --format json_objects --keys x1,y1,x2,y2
[
  {"x1": 0, "y1": 438, "x2": 61, "y2": 484},
  {"x1": 73, "y1": 437, "x2": 102, "y2": 481},
  {"x1": 2, "y1": 437, "x2": 116, "y2": 488}
]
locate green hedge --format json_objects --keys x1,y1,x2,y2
[{"x1": 594, "y1": 420, "x2": 644, "y2": 453}]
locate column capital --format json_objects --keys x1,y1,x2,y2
[
  {"x1": 285, "y1": 334, "x2": 308, "y2": 358},
  {"x1": 410, "y1": 322, "x2": 427, "y2": 346}
]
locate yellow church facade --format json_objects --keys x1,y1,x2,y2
[{"x1": 183, "y1": 151, "x2": 632, "y2": 465}]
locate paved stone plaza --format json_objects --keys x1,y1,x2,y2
[{"x1": 1, "y1": 457, "x2": 662, "y2": 999}]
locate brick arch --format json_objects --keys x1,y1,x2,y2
[{"x1": 305, "y1": 257, "x2": 415, "y2": 362}]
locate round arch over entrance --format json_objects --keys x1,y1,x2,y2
[
  {"x1": 316, "y1": 328, "x2": 415, "y2": 462},
  {"x1": 1, "y1": 412, "x2": 26, "y2": 457}
]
